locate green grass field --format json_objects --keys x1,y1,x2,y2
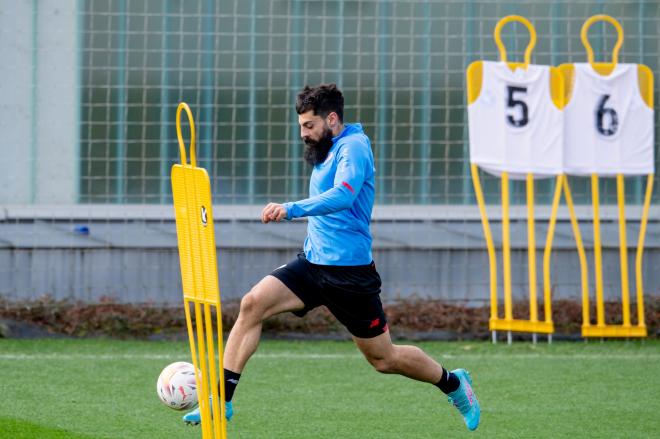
[{"x1": 1, "y1": 338, "x2": 659, "y2": 438}]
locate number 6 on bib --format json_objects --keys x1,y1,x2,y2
[{"x1": 560, "y1": 17, "x2": 653, "y2": 175}]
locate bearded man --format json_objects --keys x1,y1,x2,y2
[{"x1": 183, "y1": 83, "x2": 480, "y2": 431}]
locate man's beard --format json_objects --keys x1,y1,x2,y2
[{"x1": 303, "y1": 127, "x2": 334, "y2": 166}]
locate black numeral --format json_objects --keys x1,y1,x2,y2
[
  {"x1": 506, "y1": 86, "x2": 529, "y2": 128},
  {"x1": 596, "y1": 94, "x2": 618, "y2": 136}
]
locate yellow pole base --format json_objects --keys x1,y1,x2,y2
[
  {"x1": 489, "y1": 318, "x2": 554, "y2": 334},
  {"x1": 582, "y1": 325, "x2": 647, "y2": 338}
]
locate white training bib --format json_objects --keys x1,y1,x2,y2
[
  {"x1": 563, "y1": 63, "x2": 654, "y2": 176},
  {"x1": 468, "y1": 61, "x2": 563, "y2": 179}
]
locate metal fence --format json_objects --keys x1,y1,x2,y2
[{"x1": 3, "y1": 0, "x2": 658, "y2": 205}]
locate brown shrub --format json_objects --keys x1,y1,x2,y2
[{"x1": 0, "y1": 295, "x2": 657, "y2": 339}]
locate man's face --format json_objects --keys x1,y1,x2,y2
[{"x1": 298, "y1": 110, "x2": 334, "y2": 166}]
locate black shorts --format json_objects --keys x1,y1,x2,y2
[{"x1": 270, "y1": 252, "x2": 388, "y2": 339}]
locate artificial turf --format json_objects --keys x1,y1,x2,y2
[{"x1": 1, "y1": 338, "x2": 658, "y2": 438}]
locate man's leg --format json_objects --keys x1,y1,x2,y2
[
  {"x1": 224, "y1": 275, "x2": 305, "y2": 372},
  {"x1": 184, "y1": 275, "x2": 304, "y2": 424},
  {"x1": 352, "y1": 329, "x2": 442, "y2": 382},
  {"x1": 353, "y1": 330, "x2": 480, "y2": 431}
]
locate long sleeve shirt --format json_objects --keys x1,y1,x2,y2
[{"x1": 283, "y1": 123, "x2": 375, "y2": 265}]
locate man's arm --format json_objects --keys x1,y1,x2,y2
[{"x1": 262, "y1": 143, "x2": 368, "y2": 223}]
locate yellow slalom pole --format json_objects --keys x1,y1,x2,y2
[
  {"x1": 216, "y1": 305, "x2": 227, "y2": 436},
  {"x1": 194, "y1": 302, "x2": 212, "y2": 439},
  {"x1": 502, "y1": 172, "x2": 513, "y2": 332},
  {"x1": 183, "y1": 300, "x2": 202, "y2": 403},
  {"x1": 470, "y1": 165, "x2": 498, "y2": 334},
  {"x1": 176, "y1": 103, "x2": 196, "y2": 168},
  {"x1": 635, "y1": 175, "x2": 654, "y2": 328},
  {"x1": 526, "y1": 174, "x2": 538, "y2": 326},
  {"x1": 563, "y1": 178, "x2": 591, "y2": 330},
  {"x1": 543, "y1": 175, "x2": 563, "y2": 328},
  {"x1": 204, "y1": 303, "x2": 223, "y2": 437},
  {"x1": 616, "y1": 174, "x2": 631, "y2": 327},
  {"x1": 172, "y1": 102, "x2": 227, "y2": 437},
  {"x1": 591, "y1": 174, "x2": 605, "y2": 328}
]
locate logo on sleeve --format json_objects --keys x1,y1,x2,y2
[{"x1": 342, "y1": 181, "x2": 355, "y2": 193}]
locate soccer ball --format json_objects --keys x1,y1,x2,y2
[{"x1": 156, "y1": 361, "x2": 199, "y2": 410}]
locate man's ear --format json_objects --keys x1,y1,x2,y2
[{"x1": 327, "y1": 112, "x2": 339, "y2": 128}]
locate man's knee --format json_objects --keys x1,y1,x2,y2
[
  {"x1": 366, "y1": 354, "x2": 397, "y2": 374},
  {"x1": 238, "y1": 290, "x2": 264, "y2": 320}
]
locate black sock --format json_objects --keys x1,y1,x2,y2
[
  {"x1": 223, "y1": 369, "x2": 241, "y2": 402},
  {"x1": 435, "y1": 368, "x2": 460, "y2": 394}
]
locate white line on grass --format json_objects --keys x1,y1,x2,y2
[{"x1": 0, "y1": 352, "x2": 658, "y2": 361}]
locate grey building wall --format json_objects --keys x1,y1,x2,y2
[{"x1": 2, "y1": 206, "x2": 658, "y2": 306}]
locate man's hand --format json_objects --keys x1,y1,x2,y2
[{"x1": 261, "y1": 203, "x2": 288, "y2": 223}]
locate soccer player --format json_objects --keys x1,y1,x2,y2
[{"x1": 184, "y1": 83, "x2": 480, "y2": 431}]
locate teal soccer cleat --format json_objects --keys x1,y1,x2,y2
[
  {"x1": 447, "y1": 369, "x2": 480, "y2": 431},
  {"x1": 183, "y1": 400, "x2": 233, "y2": 425}
]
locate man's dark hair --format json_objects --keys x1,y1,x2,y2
[{"x1": 295, "y1": 83, "x2": 344, "y2": 122}]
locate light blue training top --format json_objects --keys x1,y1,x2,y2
[{"x1": 283, "y1": 123, "x2": 375, "y2": 266}]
